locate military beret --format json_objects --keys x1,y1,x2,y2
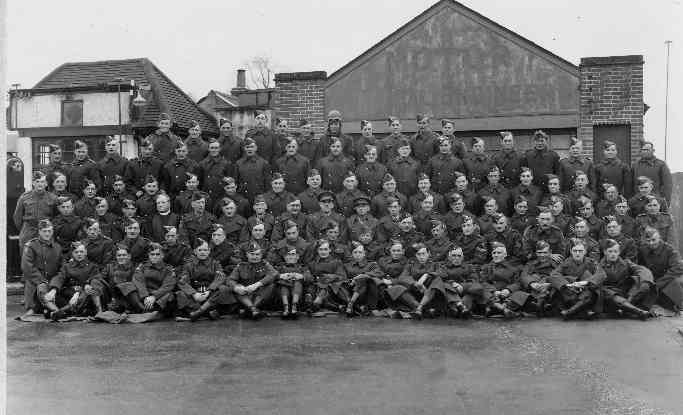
[
  {"x1": 417, "y1": 173, "x2": 430, "y2": 182},
  {"x1": 285, "y1": 247, "x2": 299, "y2": 256},
  {"x1": 191, "y1": 191, "x2": 208, "y2": 202},
  {"x1": 382, "y1": 173, "x2": 395, "y2": 184},
  {"x1": 38, "y1": 219, "x2": 53, "y2": 230},
  {"x1": 636, "y1": 176, "x2": 653, "y2": 186},
  {"x1": 546, "y1": 174, "x2": 559, "y2": 182},
  {"x1": 246, "y1": 242, "x2": 262, "y2": 253},
  {"x1": 386, "y1": 196, "x2": 400, "y2": 205},
  {"x1": 210, "y1": 223, "x2": 224, "y2": 233},
  {"x1": 360, "y1": 120, "x2": 370, "y2": 129},
  {"x1": 499, "y1": 131, "x2": 513, "y2": 139},
  {"x1": 431, "y1": 219, "x2": 445, "y2": 230},
  {"x1": 56, "y1": 196, "x2": 72, "y2": 206},
  {"x1": 603, "y1": 215, "x2": 617, "y2": 224},
  {"x1": 113, "y1": 174, "x2": 125, "y2": 183},
  {"x1": 175, "y1": 140, "x2": 187, "y2": 149},
  {"x1": 188, "y1": 120, "x2": 200, "y2": 130},
  {"x1": 222, "y1": 176, "x2": 236, "y2": 186},
  {"x1": 193, "y1": 237, "x2": 209, "y2": 249},
  {"x1": 32, "y1": 171, "x2": 46, "y2": 181},
  {"x1": 569, "y1": 136, "x2": 580, "y2": 146},
  {"x1": 387, "y1": 116, "x2": 400, "y2": 125},
  {"x1": 271, "y1": 172, "x2": 284, "y2": 182},
  {"x1": 327, "y1": 110, "x2": 342, "y2": 120},
  {"x1": 321, "y1": 219, "x2": 339, "y2": 232},
  {"x1": 343, "y1": 171, "x2": 356, "y2": 179},
  {"x1": 124, "y1": 218, "x2": 140, "y2": 228},
  {"x1": 491, "y1": 213, "x2": 506, "y2": 223},
  {"x1": 533, "y1": 130, "x2": 549, "y2": 141},
  {"x1": 143, "y1": 175, "x2": 158, "y2": 185},
  {"x1": 317, "y1": 191, "x2": 335, "y2": 203},
  {"x1": 308, "y1": 169, "x2": 321, "y2": 178},
  {"x1": 220, "y1": 197, "x2": 236, "y2": 208},
  {"x1": 397, "y1": 138, "x2": 411, "y2": 148},
  {"x1": 616, "y1": 195, "x2": 628, "y2": 204},
  {"x1": 448, "y1": 192, "x2": 463, "y2": 204},
  {"x1": 519, "y1": 166, "x2": 531, "y2": 174},
  {"x1": 353, "y1": 196, "x2": 370, "y2": 207},
  {"x1": 106, "y1": 135, "x2": 118, "y2": 144},
  {"x1": 74, "y1": 139, "x2": 88, "y2": 149},
  {"x1": 287, "y1": 198, "x2": 301, "y2": 206},
  {"x1": 490, "y1": 241, "x2": 506, "y2": 250},
  {"x1": 243, "y1": 138, "x2": 256, "y2": 147},
  {"x1": 253, "y1": 194, "x2": 267, "y2": 205},
  {"x1": 163, "y1": 225, "x2": 177, "y2": 235},
  {"x1": 514, "y1": 195, "x2": 528, "y2": 205},
  {"x1": 218, "y1": 118, "x2": 231, "y2": 127},
  {"x1": 441, "y1": 119, "x2": 454, "y2": 127},
  {"x1": 158, "y1": 113, "x2": 171, "y2": 121},
  {"x1": 48, "y1": 144, "x2": 61, "y2": 153},
  {"x1": 438, "y1": 136, "x2": 450, "y2": 145},
  {"x1": 284, "y1": 220, "x2": 298, "y2": 230},
  {"x1": 140, "y1": 138, "x2": 153, "y2": 147},
  {"x1": 488, "y1": 165, "x2": 501, "y2": 174},
  {"x1": 299, "y1": 118, "x2": 311, "y2": 127},
  {"x1": 416, "y1": 114, "x2": 429, "y2": 123}
]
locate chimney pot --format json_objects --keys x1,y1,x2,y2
[{"x1": 237, "y1": 69, "x2": 246, "y2": 89}]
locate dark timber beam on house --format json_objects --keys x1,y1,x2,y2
[{"x1": 17, "y1": 125, "x2": 133, "y2": 137}]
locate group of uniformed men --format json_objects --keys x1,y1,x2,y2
[{"x1": 15, "y1": 109, "x2": 683, "y2": 322}]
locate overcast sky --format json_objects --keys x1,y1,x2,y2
[{"x1": 7, "y1": 0, "x2": 682, "y2": 170}]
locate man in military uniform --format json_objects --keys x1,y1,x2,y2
[
  {"x1": 197, "y1": 138, "x2": 233, "y2": 202},
  {"x1": 522, "y1": 210, "x2": 566, "y2": 262},
  {"x1": 520, "y1": 130, "x2": 561, "y2": 188},
  {"x1": 319, "y1": 110, "x2": 353, "y2": 160},
  {"x1": 638, "y1": 227, "x2": 683, "y2": 312},
  {"x1": 306, "y1": 191, "x2": 346, "y2": 241},
  {"x1": 274, "y1": 137, "x2": 311, "y2": 195},
  {"x1": 97, "y1": 136, "x2": 129, "y2": 196},
  {"x1": 297, "y1": 169, "x2": 323, "y2": 214},
  {"x1": 296, "y1": 119, "x2": 321, "y2": 164},
  {"x1": 316, "y1": 138, "x2": 355, "y2": 193},
  {"x1": 145, "y1": 112, "x2": 182, "y2": 162},
  {"x1": 178, "y1": 192, "x2": 216, "y2": 247},
  {"x1": 228, "y1": 242, "x2": 279, "y2": 319},
  {"x1": 424, "y1": 136, "x2": 465, "y2": 195},
  {"x1": 217, "y1": 118, "x2": 243, "y2": 164},
  {"x1": 245, "y1": 111, "x2": 280, "y2": 164},
  {"x1": 631, "y1": 141, "x2": 672, "y2": 203},
  {"x1": 68, "y1": 140, "x2": 102, "y2": 195},
  {"x1": 440, "y1": 119, "x2": 467, "y2": 159},
  {"x1": 410, "y1": 114, "x2": 438, "y2": 165},
  {"x1": 125, "y1": 139, "x2": 164, "y2": 197},
  {"x1": 20, "y1": 219, "x2": 63, "y2": 316},
  {"x1": 14, "y1": 171, "x2": 58, "y2": 249},
  {"x1": 492, "y1": 132, "x2": 522, "y2": 188},
  {"x1": 43, "y1": 144, "x2": 70, "y2": 191},
  {"x1": 184, "y1": 120, "x2": 209, "y2": 163},
  {"x1": 235, "y1": 138, "x2": 271, "y2": 203},
  {"x1": 161, "y1": 141, "x2": 199, "y2": 198}
]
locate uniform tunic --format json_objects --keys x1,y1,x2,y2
[
  {"x1": 509, "y1": 213, "x2": 536, "y2": 236},
  {"x1": 349, "y1": 136, "x2": 377, "y2": 165},
  {"x1": 638, "y1": 242, "x2": 683, "y2": 309},
  {"x1": 241, "y1": 214, "x2": 276, "y2": 242},
  {"x1": 425, "y1": 236, "x2": 453, "y2": 262},
  {"x1": 414, "y1": 210, "x2": 443, "y2": 236},
  {"x1": 268, "y1": 238, "x2": 311, "y2": 265},
  {"x1": 438, "y1": 261, "x2": 483, "y2": 306},
  {"x1": 262, "y1": 190, "x2": 296, "y2": 218},
  {"x1": 197, "y1": 155, "x2": 233, "y2": 202},
  {"x1": 627, "y1": 194, "x2": 668, "y2": 217},
  {"x1": 176, "y1": 256, "x2": 232, "y2": 310},
  {"x1": 336, "y1": 188, "x2": 366, "y2": 218},
  {"x1": 161, "y1": 241, "x2": 192, "y2": 271},
  {"x1": 68, "y1": 157, "x2": 102, "y2": 195},
  {"x1": 124, "y1": 156, "x2": 164, "y2": 195},
  {"x1": 21, "y1": 238, "x2": 63, "y2": 310},
  {"x1": 227, "y1": 260, "x2": 278, "y2": 303},
  {"x1": 635, "y1": 213, "x2": 674, "y2": 244},
  {"x1": 370, "y1": 190, "x2": 408, "y2": 219},
  {"x1": 147, "y1": 212, "x2": 181, "y2": 243},
  {"x1": 442, "y1": 134, "x2": 468, "y2": 160},
  {"x1": 599, "y1": 234, "x2": 637, "y2": 262},
  {"x1": 463, "y1": 152, "x2": 494, "y2": 191},
  {"x1": 210, "y1": 240, "x2": 239, "y2": 271},
  {"x1": 132, "y1": 260, "x2": 177, "y2": 308},
  {"x1": 296, "y1": 134, "x2": 321, "y2": 165},
  {"x1": 97, "y1": 212, "x2": 123, "y2": 242},
  {"x1": 179, "y1": 211, "x2": 217, "y2": 246},
  {"x1": 410, "y1": 130, "x2": 438, "y2": 165},
  {"x1": 235, "y1": 155, "x2": 271, "y2": 202},
  {"x1": 121, "y1": 236, "x2": 151, "y2": 266},
  {"x1": 484, "y1": 228, "x2": 524, "y2": 264},
  {"x1": 631, "y1": 156, "x2": 672, "y2": 202},
  {"x1": 319, "y1": 133, "x2": 354, "y2": 160},
  {"x1": 82, "y1": 235, "x2": 115, "y2": 268},
  {"x1": 52, "y1": 214, "x2": 84, "y2": 254},
  {"x1": 520, "y1": 148, "x2": 561, "y2": 187},
  {"x1": 522, "y1": 224, "x2": 566, "y2": 261},
  {"x1": 274, "y1": 153, "x2": 311, "y2": 195},
  {"x1": 479, "y1": 260, "x2": 523, "y2": 305},
  {"x1": 49, "y1": 258, "x2": 100, "y2": 310},
  {"x1": 146, "y1": 129, "x2": 182, "y2": 162},
  {"x1": 453, "y1": 233, "x2": 488, "y2": 266},
  {"x1": 245, "y1": 127, "x2": 280, "y2": 164},
  {"x1": 306, "y1": 211, "x2": 346, "y2": 241},
  {"x1": 106, "y1": 189, "x2": 136, "y2": 216},
  {"x1": 567, "y1": 188, "x2": 598, "y2": 217},
  {"x1": 386, "y1": 157, "x2": 421, "y2": 198},
  {"x1": 211, "y1": 191, "x2": 251, "y2": 219},
  {"x1": 592, "y1": 158, "x2": 630, "y2": 197},
  {"x1": 218, "y1": 134, "x2": 243, "y2": 165},
  {"x1": 492, "y1": 149, "x2": 523, "y2": 188},
  {"x1": 598, "y1": 257, "x2": 653, "y2": 304},
  {"x1": 356, "y1": 161, "x2": 389, "y2": 199},
  {"x1": 317, "y1": 154, "x2": 355, "y2": 193},
  {"x1": 346, "y1": 214, "x2": 379, "y2": 242},
  {"x1": 345, "y1": 259, "x2": 384, "y2": 307},
  {"x1": 509, "y1": 184, "x2": 543, "y2": 217},
  {"x1": 375, "y1": 134, "x2": 405, "y2": 165},
  {"x1": 408, "y1": 191, "x2": 447, "y2": 215},
  {"x1": 91, "y1": 261, "x2": 136, "y2": 299},
  {"x1": 559, "y1": 156, "x2": 593, "y2": 192},
  {"x1": 162, "y1": 158, "x2": 199, "y2": 196},
  {"x1": 74, "y1": 197, "x2": 98, "y2": 219},
  {"x1": 184, "y1": 137, "x2": 209, "y2": 163},
  {"x1": 14, "y1": 189, "x2": 58, "y2": 247},
  {"x1": 477, "y1": 184, "x2": 510, "y2": 216},
  {"x1": 297, "y1": 187, "x2": 323, "y2": 214},
  {"x1": 425, "y1": 153, "x2": 465, "y2": 195},
  {"x1": 97, "y1": 154, "x2": 129, "y2": 196}
]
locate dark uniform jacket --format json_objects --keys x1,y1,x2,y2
[
  {"x1": 210, "y1": 191, "x2": 251, "y2": 219},
  {"x1": 408, "y1": 191, "x2": 447, "y2": 215},
  {"x1": 598, "y1": 257, "x2": 652, "y2": 291},
  {"x1": 425, "y1": 153, "x2": 465, "y2": 195},
  {"x1": 520, "y1": 148, "x2": 561, "y2": 187},
  {"x1": 635, "y1": 213, "x2": 674, "y2": 244},
  {"x1": 296, "y1": 133, "x2": 321, "y2": 165},
  {"x1": 370, "y1": 191, "x2": 408, "y2": 219},
  {"x1": 425, "y1": 236, "x2": 454, "y2": 262},
  {"x1": 410, "y1": 130, "x2": 438, "y2": 165},
  {"x1": 177, "y1": 257, "x2": 226, "y2": 295},
  {"x1": 522, "y1": 224, "x2": 566, "y2": 260},
  {"x1": 148, "y1": 212, "x2": 181, "y2": 243},
  {"x1": 184, "y1": 137, "x2": 209, "y2": 163},
  {"x1": 228, "y1": 260, "x2": 278, "y2": 287},
  {"x1": 235, "y1": 155, "x2": 271, "y2": 202},
  {"x1": 492, "y1": 149, "x2": 523, "y2": 188},
  {"x1": 268, "y1": 238, "x2": 311, "y2": 265},
  {"x1": 274, "y1": 153, "x2": 311, "y2": 195},
  {"x1": 262, "y1": 190, "x2": 296, "y2": 218},
  {"x1": 599, "y1": 234, "x2": 637, "y2": 262},
  {"x1": 453, "y1": 232, "x2": 488, "y2": 265},
  {"x1": 442, "y1": 134, "x2": 468, "y2": 160},
  {"x1": 218, "y1": 134, "x2": 243, "y2": 165},
  {"x1": 375, "y1": 134, "x2": 405, "y2": 165},
  {"x1": 68, "y1": 157, "x2": 102, "y2": 195},
  {"x1": 592, "y1": 158, "x2": 630, "y2": 196},
  {"x1": 106, "y1": 189, "x2": 136, "y2": 216},
  {"x1": 161, "y1": 241, "x2": 192, "y2": 270},
  {"x1": 241, "y1": 214, "x2": 276, "y2": 242},
  {"x1": 246, "y1": 127, "x2": 280, "y2": 164},
  {"x1": 319, "y1": 133, "x2": 353, "y2": 160},
  {"x1": 317, "y1": 154, "x2": 355, "y2": 193},
  {"x1": 146, "y1": 129, "x2": 182, "y2": 162},
  {"x1": 74, "y1": 197, "x2": 98, "y2": 219},
  {"x1": 463, "y1": 152, "x2": 494, "y2": 190},
  {"x1": 97, "y1": 212, "x2": 124, "y2": 242},
  {"x1": 53, "y1": 214, "x2": 84, "y2": 254},
  {"x1": 82, "y1": 235, "x2": 114, "y2": 268},
  {"x1": 638, "y1": 242, "x2": 683, "y2": 299},
  {"x1": 43, "y1": 161, "x2": 71, "y2": 191},
  {"x1": 50, "y1": 258, "x2": 99, "y2": 290},
  {"x1": 21, "y1": 238, "x2": 63, "y2": 284},
  {"x1": 306, "y1": 211, "x2": 346, "y2": 241},
  {"x1": 124, "y1": 156, "x2": 163, "y2": 195},
  {"x1": 484, "y1": 228, "x2": 524, "y2": 264},
  {"x1": 443, "y1": 210, "x2": 474, "y2": 239},
  {"x1": 480, "y1": 260, "x2": 521, "y2": 292},
  {"x1": 210, "y1": 240, "x2": 239, "y2": 271},
  {"x1": 414, "y1": 210, "x2": 443, "y2": 236},
  {"x1": 336, "y1": 188, "x2": 366, "y2": 218},
  {"x1": 14, "y1": 190, "x2": 58, "y2": 230},
  {"x1": 197, "y1": 155, "x2": 233, "y2": 201},
  {"x1": 121, "y1": 236, "x2": 151, "y2": 265},
  {"x1": 297, "y1": 187, "x2": 322, "y2": 214},
  {"x1": 509, "y1": 213, "x2": 536, "y2": 236},
  {"x1": 97, "y1": 154, "x2": 128, "y2": 195},
  {"x1": 214, "y1": 214, "x2": 245, "y2": 245},
  {"x1": 133, "y1": 260, "x2": 177, "y2": 299},
  {"x1": 346, "y1": 214, "x2": 379, "y2": 242},
  {"x1": 387, "y1": 157, "x2": 421, "y2": 197},
  {"x1": 162, "y1": 158, "x2": 199, "y2": 196},
  {"x1": 631, "y1": 156, "x2": 672, "y2": 202},
  {"x1": 559, "y1": 156, "x2": 593, "y2": 192},
  {"x1": 510, "y1": 184, "x2": 543, "y2": 217},
  {"x1": 549, "y1": 257, "x2": 603, "y2": 286},
  {"x1": 478, "y1": 184, "x2": 511, "y2": 216},
  {"x1": 628, "y1": 194, "x2": 668, "y2": 217},
  {"x1": 179, "y1": 211, "x2": 217, "y2": 247},
  {"x1": 350, "y1": 136, "x2": 377, "y2": 165}
]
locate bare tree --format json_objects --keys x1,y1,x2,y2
[{"x1": 245, "y1": 56, "x2": 275, "y2": 89}]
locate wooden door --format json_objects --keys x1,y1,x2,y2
[{"x1": 593, "y1": 124, "x2": 631, "y2": 164}]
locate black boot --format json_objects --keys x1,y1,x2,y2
[{"x1": 561, "y1": 299, "x2": 590, "y2": 320}]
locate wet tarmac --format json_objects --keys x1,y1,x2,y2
[{"x1": 6, "y1": 301, "x2": 683, "y2": 415}]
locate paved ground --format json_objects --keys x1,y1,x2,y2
[{"x1": 6, "y1": 298, "x2": 683, "y2": 415}]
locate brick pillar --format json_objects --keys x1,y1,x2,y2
[
  {"x1": 579, "y1": 55, "x2": 644, "y2": 162},
  {"x1": 273, "y1": 71, "x2": 327, "y2": 136}
]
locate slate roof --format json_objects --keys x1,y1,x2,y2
[{"x1": 34, "y1": 58, "x2": 219, "y2": 134}]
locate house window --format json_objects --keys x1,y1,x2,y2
[
  {"x1": 38, "y1": 144, "x2": 51, "y2": 166},
  {"x1": 32, "y1": 136, "x2": 108, "y2": 171},
  {"x1": 61, "y1": 100, "x2": 83, "y2": 126}
]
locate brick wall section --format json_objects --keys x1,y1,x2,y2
[
  {"x1": 578, "y1": 55, "x2": 644, "y2": 161},
  {"x1": 273, "y1": 71, "x2": 327, "y2": 136}
]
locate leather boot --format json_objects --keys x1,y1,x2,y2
[
  {"x1": 617, "y1": 301, "x2": 650, "y2": 320},
  {"x1": 190, "y1": 300, "x2": 214, "y2": 322},
  {"x1": 561, "y1": 298, "x2": 590, "y2": 320}
]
